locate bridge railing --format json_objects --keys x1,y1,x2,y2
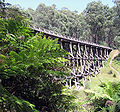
[{"x1": 31, "y1": 26, "x2": 112, "y2": 50}]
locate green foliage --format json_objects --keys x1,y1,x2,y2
[
  {"x1": 83, "y1": 1, "x2": 116, "y2": 45},
  {"x1": 0, "y1": 84, "x2": 39, "y2": 112},
  {"x1": 114, "y1": 36, "x2": 120, "y2": 49},
  {"x1": 0, "y1": 16, "x2": 33, "y2": 56},
  {"x1": 1, "y1": 1, "x2": 120, "y2": 111},
  {"x1": 28, "y1": 3, "x2": 86, "y2": 39},
  {"x1": 1, "y1": 34, "x2": 68, "y2": 77},
  {"x1": 114, "y1": 53, "x2": 120, "y2": 61},
  {"x1": 25, "y1": 1, "x2": 120, "y2": 48},
  {"x1": 2, "y1": 34, "x2": 73, "y2": 111},
  {"x1": 85, "y1": 81, "x2": 120, "y2": 112},
  {"x1": 112, "y1": 54, "x2": 120, "y2": 73},
  {"x1": 0, "y1": 16, "x2": 31, "y2": 38},
  {"x1": 84, "y1": 89, "x2": 108, "y2": 111},
  {"x1": 0, "y1": 13, "x2": 76, "y2": 111}
]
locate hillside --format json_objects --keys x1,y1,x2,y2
[
  {"x1": 69, "y1": 50, "x2": 120, "y2": 112},
  {"x1": 87, "y1": 50, "x2": 120, "y2": 90},
  {"x1": 1, "y1": 0, "x2": 120, "y2": 112}
]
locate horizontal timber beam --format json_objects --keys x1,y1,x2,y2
[{"x1": 32, "y1": 27, "x2": 112, "y2": 50}]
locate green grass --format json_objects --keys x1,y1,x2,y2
[
  {"x1": 109, "y1": 50, "x2": 119, "y2": 59},
  {"x1": 112, "y1": 59, "x2": 120, "y2": 73},
  {"x1": 86, "y1": 65, "x2": 119, "y2": 90},
  {"x1": 68, "y1": 50, "x2": 120, "y2": 111},
  {"x1": 69, "y1": 64, "x2": 120, "y2": 111},
  {"x1": 86, "y1": 50, "x2": 120, "y2": 90}
]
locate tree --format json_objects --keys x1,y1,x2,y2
[
  {"x1": 0, "y1": 0, "x2": 11, "y2": 17},
  {"x1": 114, "y1": 36, "x2": 120, "y2": 49},
  {"x1": 83, "y1": 1, "x2": 110, "y2": 44},
  {"x1": 28, "y1": 3, "x2": 86, "y2": 39}
]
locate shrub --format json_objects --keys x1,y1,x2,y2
[
  {"x1": 113, "y1": 74, "x2": 116, "y2": 77},
  {"x1": 0, "y1": 16, "x2": 75, "y2": 111},
  {"x1": 85, "y1": 82, "x2": 120, "y2": 112}
]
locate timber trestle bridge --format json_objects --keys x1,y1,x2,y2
[{"x1": 32, "y1": 27, "x2": 112, "y2": 88}]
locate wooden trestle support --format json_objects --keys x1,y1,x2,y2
[
  {"x1": 33, "y1": 27, "x2": 112, "y2": 88},
  {"x1": 60, "y1": 41, "x2": 111, "y2": 88}
]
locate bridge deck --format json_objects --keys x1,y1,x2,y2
[{"x1": 33, "y1": 27, "x2": 112, "y2": 50}]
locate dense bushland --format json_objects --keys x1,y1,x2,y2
[
  {"x1": 1, "y1": 0, "x2": 120, "y2": 112},
  {"x1": 0, "y1": 8, "x2": 77, "y2": 112}
]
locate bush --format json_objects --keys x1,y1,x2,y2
[
  {"x1": 0, "y1": 16, "x2": 76, "y2": 111},
  {"x1": 113, "y1": 74, "x2": 116, "y2": 77},
  {"x1": 85, "y1": 82, "x2": 120, "y2": 112}
]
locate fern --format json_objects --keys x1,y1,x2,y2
[{"x1": 0, "y1": 84, "x2": 39, "y2": 112}]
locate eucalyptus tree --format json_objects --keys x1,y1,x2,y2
[
  {"x1": 83, "y1": 1, "x2": 113, "y2": 45},
  {"x1": 30, "y1": 3, "x2": 86, "y2": 38},
  {"x1": 26, "y1": 2, "x2": 119, "y2": 47},
  {"x1": 26, "y1": 8, "x2": 35, "y2": 26},
  {"x1": 114, "y1": 0, "x2": 120, "y2": 22},
  {"x1": 103, "y1": 7, "x2": 117, "y2": 47},
  {"x1": 59, "y1": 8, "x2": 86, "y2": 38},
  {"x1": 34, "y1": 3, "x2": 56, "y2": 29},
  {"x1": 111, "y1": 0, "x2": 120, "y2": 48}
]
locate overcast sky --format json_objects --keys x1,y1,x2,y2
[{"x1": 6, "y1": 0, "x2": 115, "y2": 13}]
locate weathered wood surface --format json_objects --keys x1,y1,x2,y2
[{"x1": 32, "y1": 27, "x2": 112, "y2": 50}]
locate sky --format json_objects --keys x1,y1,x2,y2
[{"x1": 6, "y1": 0, "x2": 115, "y2": 13}]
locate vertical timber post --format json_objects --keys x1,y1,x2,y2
[
  {"x1": 60, "y1": 39, "x2": 63, "y2": 49},
  {"x1": 100, "y1": 48, "x2": 103, "y2": 67},
  {"x1": 69, "y1": 42, "x2": 76, "y2": 88},
  {"x1": 104, "y1": 49, "x2": 107, "y2": 64}
]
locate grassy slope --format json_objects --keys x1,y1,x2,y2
[
  {"x1": 86, "y1": 50, "x2": 120, "y2": 90},
  {"x1": 110, "y1": 50, "x2": 120, "y2": 73},
  {"x1": 112, "y1": 61, "x2": 120, "y2": 73},
  {"x1": 87, "y1": 64, "x2": 119, "y2": 90},
  {"x1": 69, "y1": 50, "x2": 120, "y2": 111}
]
